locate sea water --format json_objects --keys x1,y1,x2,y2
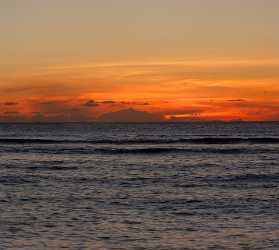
[{"x1": 0, "y1": 123, "x2": 279, "y2": 249}]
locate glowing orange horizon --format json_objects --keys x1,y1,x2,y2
[{"x1": 1, "y1": 58, "x2": 279, "y2": 122}]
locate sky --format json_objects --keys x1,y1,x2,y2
[{"x1": 1, "y1": 0, "x2": 279, "y2": 122}]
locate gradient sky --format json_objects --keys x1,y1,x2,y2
[{"x1": 1, "y1": 0, "x2": 279, "y2": 121}]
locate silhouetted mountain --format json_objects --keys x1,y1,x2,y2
[{"x1": 98, "y1": 108, "x2": 162, "y2": 122}]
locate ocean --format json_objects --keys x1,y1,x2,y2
[{"x1": 0, "y1": 122, "x2": 278, "y2": 250}]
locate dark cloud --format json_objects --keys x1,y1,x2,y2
[
  {"x1": 1, "y1": 102, "x2": 18, "y2": 106},
  {"x1": 39, "y1": 101, "x2": 60, "y2": 105},
  {"x1": 120, "y1": 101, "x2": 150, "y2": 105},
  {"x1": 32, "y1": 112, "x2": 45, "y2": 116},
  {"x1": 0, "y1": 112, "x2": 27, "y2": 122},
  {"x1": 178, "y1": 108, "x2": 205, "y2": 115},
  {"x1": 26, "y1": 100, "x2": 97, "y2": 122},
  {"x1": 167, "y1": 116, "x2": 201, "y2": 122},
  {"x1": 36, "y1": 100, "x2": 73, "y2": 113},
  {"x1": 227, "y1": 99, "x2": 246, "y2": 102},
  {"x1": 29, "y1": 112, "x2": 46, "y2": 122},
  {"x1": 82, "y1": 100, "x2": 99, "y2": 107},
  {"x1": 3, "y1": 111, "x2": 19, "y2": 115},
  {"x1": 100, "y1": 100, "x2": 116, "y2": 104},
  {"x1": 137, "y1": 102, "x2": 150, "y2": 106},
  {"x1": 98, "y1": 108, "x2": 162, "y2": 122}
]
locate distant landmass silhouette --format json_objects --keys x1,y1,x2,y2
[{"x1": 98, "y1": 108, "x2": 162, "y2": 122}]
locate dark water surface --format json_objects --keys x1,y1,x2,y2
[{"x1": 0, "y1": 123, "x2": 279, "y2": 249}]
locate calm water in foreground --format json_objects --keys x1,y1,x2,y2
[{"x1": 0, "y1": 122, "x2": 279, "y2": 250}]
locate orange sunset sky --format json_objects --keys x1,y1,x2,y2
[{"x1": 1, "y1": 0, "x2": 279, "y2": 122}]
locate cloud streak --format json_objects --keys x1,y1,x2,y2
[{"x1": 82, "y1": 100, "x2": 99, "y2": 108}]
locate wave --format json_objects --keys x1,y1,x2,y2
[
  {"x1": 0, "y1": 175, "x2": 39, "y2": 185},
  {"x1": 0, "y1": 138, "x2": 69, "y2": 144},
  {"x1": 94, "y1": 147, "x2": 279, "y2": 155},
  {"x1": 95, "y1": 147, "x2": 186, "y2": 154},
  {"x1": 10, "y1": 147, "x2": 273, "y2": 155},
  {"x1": 1, "y1": 137, "x2": 279, "y2": 145},
  {"x1": 26, "y1": 165, "x2": 79, "y2": 171},
  {"x1": 212, "y1": 173, "x2": 279, "y2": 183}
]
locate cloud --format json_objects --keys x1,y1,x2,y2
[
  {"x1": 227, "y1": 99, "x2": 246, "y2": 102},
  {"x1": 25, "y1": 99, "x2": 98, "y2": 122},
  {"x1": 164, "y1": 107, "x2": 206, "y2": 121},
  {"x1": 35, "y1": 100, "x2": 73, "y2": 113},
  {"x1": 1, "y1": 102, "x2": 18, "y2": 106},
  {"x1": 95, "y1": 100, "x2": 150, "y2": 106},
  {"x1": 39, "y1": 101, "x2": 61, "y2": 105},
  {"x1": 100, "y1": 100, "x2": 116, "y2": 104},
  {"x1": 120, "y1": 101, "x2": 150, "y2": 106},
  {"x1": 82, "y1": 100, "x2": 99, "y2": 107},
  {"x1": 98, "y1": 108, "x2": 162, "y2": 122},
  {"x1": 3, "y1": 111, "x2": 19, "y2": 115},
  {"x1": 0, "y1": 112, "x2": 27, "y2": 122}
]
